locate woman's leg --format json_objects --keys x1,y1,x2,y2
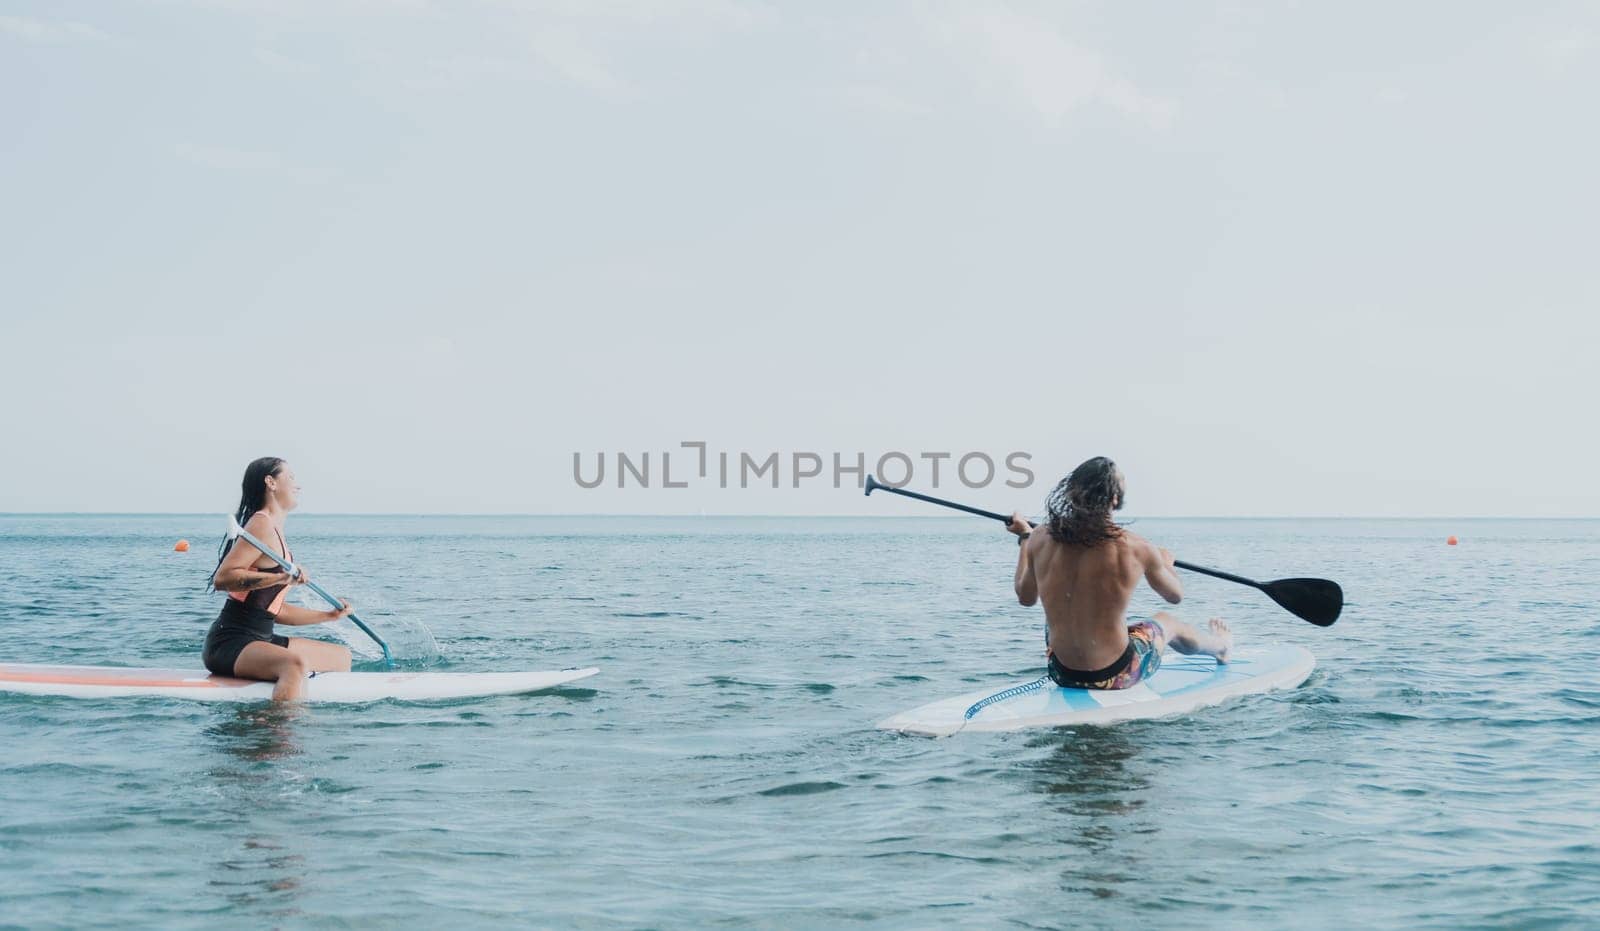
[
  {"x1": 285, "y1": 637, "x2": 352, "y2": 673},
  {"x1": 233, "y1": 641, "x2": 312, "y2": 701}
]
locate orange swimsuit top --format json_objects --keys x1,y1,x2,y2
[{"x1": 228, "y1": 526, "x2": 293, "y2": 616}]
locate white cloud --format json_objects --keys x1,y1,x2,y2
[
  {"x1": 492, "y1": 0, "x2": 773, "y2": 31},
  {"x1": 0, "y1": 15, "x2": 109, "y2": 43},
  {"x1": 1543, "y1": 31, "x2": 1591, "y2": 71},
  {"x1": 253, "y1": 48, "x2": 318, "y2": 75},
  {"x1": 528, "y1": 26, "x2": 627, "y2": 93},
  {"x1": 143, "y1": 0, "x2": 429, "y2": 15},
  {"x1": 172, "y1": 142, "x2": 285, "y2": 174},
  {"x1": 923, "y1": 5, "x2": 1177, "y2": 129},
  {"x1": 402, "y1": 55, "x2": 527, "y2": 92},
  {"x1": 840, "y1": 83, "x2": 935, "y2": 117},
  {"x1": 498, "y1": 0, "x2": 777, "y2": 94}
]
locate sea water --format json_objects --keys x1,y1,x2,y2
[{"x1": 1, "y1": 515, "x2": 1596, "y2": 928}]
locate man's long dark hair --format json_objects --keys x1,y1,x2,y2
[
  {"x1": 206, "y1": 456, "x2": 285, "y2": 591},
  {"x1": 1044, "y1": 456, "x2": 1125, "y2": 546}
]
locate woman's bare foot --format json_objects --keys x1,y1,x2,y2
[{"x1": 1207, "y1": 617, "x2": 1233, "y2": 663}]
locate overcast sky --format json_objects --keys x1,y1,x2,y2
[{"x1": 2, "y1": 1, "x2": 1595, "y2": 517}]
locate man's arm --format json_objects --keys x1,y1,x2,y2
[
  {"x1": 1139, "y1": 537, "x2": 1183, "y2": 604},
  {"x1": 1009, "y1": 512, "x2": 1038, "y2": 607}
]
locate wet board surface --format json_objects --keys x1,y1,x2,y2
[
  {"x1": 878, "y1": 644, "x2": 1314, "y2": 737},
  {"x1": 0, "y1": 662, "x2": 599, "y2": 703}
]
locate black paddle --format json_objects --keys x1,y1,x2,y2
[{"x1": 863, "y1": 474, "x2": 1343, "y2": 627}]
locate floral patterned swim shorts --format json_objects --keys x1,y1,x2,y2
[{"x1": 1046, "y1": 619, "x2": 1168, "y2": 690}]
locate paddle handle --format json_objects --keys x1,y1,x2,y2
[
  {"x1": 865, "y1": 476, "x2": 1265, "y2": 586},
  {"x1": 230, "y1": 521, "x2": 395, "y2": 667},
  {"x1": 865, "y1": 476, "x2": 1012, "y2": 523}
]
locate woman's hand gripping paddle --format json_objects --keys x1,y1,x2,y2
[
  {"x1": 226, "y1": 516, "x2": 397, "y2": 666},
  {"x1": 862, "y1": 475, "x2": 1343, "y2": 627}
]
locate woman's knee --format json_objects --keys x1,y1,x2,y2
[
  {"x1": 279, "y1": 652, "x2": 311, "y2": 679},
  {"x1": 288, "y1": 639, "x2": 351, "y2": 673},
  {"x1": 235, "y1": 643, "x2": 307, "y2": 682}
]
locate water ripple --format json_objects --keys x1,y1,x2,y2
[{"x1": 2, "y1": 515, "x2": 1597, "y2": 927}]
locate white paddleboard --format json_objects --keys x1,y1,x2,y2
[
  {"x1": 878, "y1": 644, "x2": 1314, "y2": 737},
  {"x1": 0, "y1": 662, "x2": 599, "y2": 703}
]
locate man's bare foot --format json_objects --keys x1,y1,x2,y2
[{"x1": 1208, "y1": 617, "x2": 1232, "y2": 663}]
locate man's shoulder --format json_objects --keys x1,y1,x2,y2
[{"x1": 1116, "y1": 530, "x2": 1154, "y2": 559}]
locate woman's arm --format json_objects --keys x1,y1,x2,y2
[
  {"x1": 212, "y1": 567, "x2": 290, "y2": 593},
  {"x1": 212, "y1": 514, "x2": 290, "y2": 592},
  {"x1": 274, "y1": 602, "x2": 351, "y2": 626}
]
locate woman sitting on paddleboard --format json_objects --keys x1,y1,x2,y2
[
  {"x1": 1008, "y1": 456, "x2": 1232, "y2": 689},
  {"x1": 204, "y1": 457, "x2": 352, "y2": 701}
]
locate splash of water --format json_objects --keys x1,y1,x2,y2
[{"x1": 329, "y1": 615, "x2": 442, "y2": 669}]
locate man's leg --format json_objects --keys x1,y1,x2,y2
[{"x1": 1151, "y1": 611, "x2": 1232, "y2": 662}]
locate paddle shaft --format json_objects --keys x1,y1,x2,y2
[
  {"x1": 865, "y1": 479, "x2": 1268, "y2": 589},
  {"x1": 868, "y1": 481, "x2": 1012, "y2": 523},
  {"x1": 1169, "y1": 561, "x2": 1264, "y2": 590},
  {"x1": 231, "y1": 523, "x2": 395, "y2": 666}
]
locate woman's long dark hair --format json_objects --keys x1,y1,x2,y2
[
  {"x1": 206, "y1": 456, "x2": 285, "y2": 591},
  {"x1": 1044, "y1": 456, "x2": 1125, "y2": 546}
]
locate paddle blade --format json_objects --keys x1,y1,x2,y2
[{"x1": 1262, "y1": 578, "x2": 1343, "y2": 627}]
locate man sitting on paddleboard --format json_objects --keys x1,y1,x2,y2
[
  {"x1": 1008, "y1": 456, "x2": 1231, "y2": 689},
  {"x1": 204, "y1": 457, "x2": 353, "y2": 701}
]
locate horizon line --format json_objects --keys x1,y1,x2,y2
[{"x1": 0, "y1": 512, "x2": 1593, "y2": 521}]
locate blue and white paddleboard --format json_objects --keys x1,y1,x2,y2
[{"x1": 878, "y1": 644, "x2": 1314, "y2": 737}]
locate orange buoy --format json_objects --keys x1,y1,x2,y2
[
  {"x1": 174, "y1": 539, "x2": 190, "y2": 552},
  {"x1": 1446, "y1": 536, "x2": 1458, "y2": 546}
]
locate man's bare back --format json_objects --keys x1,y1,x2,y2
[
  {"x1": 1007, "y1": 457, "x2": 1233, "y2": 684},
  {"x1": 1021, "y1": 528, "x2": 1181, "y2": 670}
]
